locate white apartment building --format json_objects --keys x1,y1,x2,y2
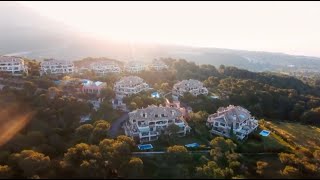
[
  {"x1": 206, "y1": 105, "x2": 259, "y2": 140},
  {"x1": 114, "y1": 76, "x2": 149, "y2": 98},
  {"x1": 125, "y1": 61, "x2": 146, "y2": 73},
  {"x1": 172, "y1": 79, "x2": 208, "y2": 97},
  {"x1": 148, "y1": 59, "x2": 168, "y2": 71},
  {"x1": 40, "y1": 59, "x2": 74, "y2": 75},
  {"x1": 90, "y1": 61, "x2": 121, "y2": 75},
  {"x1": 0, "y1": 56, "x2": 28, "y2": 75},
  {"x1": 123, "y1": 105, "x2": 191, "y2": 143}
]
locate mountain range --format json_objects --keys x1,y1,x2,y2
[{"x1": 1, "y1": 2, "x2": 320, "y2": 73}]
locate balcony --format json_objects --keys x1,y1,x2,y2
[
  {"x1": 210, "y1": 129, "x2": 230, "y2": 138},
  {"x1": 137, "y1": 125, "x2": 149, "y2": 131},
  {"x1": 139, "y1": 131, "x2": 158, "y2": 138},
  {"x1": 174, "y1": 119, "x2": 185, "y2": 125}
]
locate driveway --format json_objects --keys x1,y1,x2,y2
[{"x1": 109, "y1": 112, "x2": 129, "y2": 138}]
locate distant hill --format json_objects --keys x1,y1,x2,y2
[{"x1": 1, "y1": 2, "x2": 320, "y2": 73}]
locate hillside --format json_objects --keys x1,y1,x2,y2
[{"x1": 1, "y1": 2, "x2": 320, "y2": 73}]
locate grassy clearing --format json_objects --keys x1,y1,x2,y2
[
  {"x1": 262, "y1": 121, "x2": 320, "y2": 151},
  {"x1": 238, "y1": 129, "x2": 290, "y2": 153},
  {"x1": 268, "y1": 121, "x2": 320, "y2": 150}
]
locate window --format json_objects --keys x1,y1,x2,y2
[
  {"x1": 220, "y1": 123, "x2": 225, "y2": 127},
  {"x1": 214, "y1": 122, "x2": 219, "y2": 126},
  {"x1": 161, "y1": 114, "x2": 165, "y2": 117},
  {"x1": 155, "y1": 114, "x2": 158, "y2": 118}
]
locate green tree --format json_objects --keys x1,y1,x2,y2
[
  {"x1": 0, "y1": 165, "x2": 13, "y2": 178},
  {"x1": 256, "y1": 161, "x2": 268, "y2": 175},
  {"x1": 166, "y1": 124, "x2": 181, "y2": 144},
  {"x1": 100, "y1": 87, "x2": 115, "y2": 101},
  {"x1": 60, "y1": 143, "x2": 105, "y2": 178},
  {"x1": 124, "y1": 157, "x2": 143, "y2": 178},
  {"x1": 75, "y1": 124, "x2": 94, "y2": 143},
  {"x1": 9, "y1": 150, "x2": 50, "y2": 178},
  {"x1": 90, "y1": 120, "x2": 110, "y2": 144},
  {"x1": 280, "y1": 165, "x2": 299, "y2": 177},
  {"x1": 23, "y1": 81, "x2": 37, "y2": 96}
]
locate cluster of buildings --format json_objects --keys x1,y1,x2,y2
[
  {"x1": 123, "y1": 103, "x2": 258, "y2": 143},
  {"x1": 0, "y1": 55, "x2": 259, "y2": 143},
  {"x1": 114, "y1": 76, "x2": 150, "y2": 98},
  {"x1": 123, "y1": 60, "x2": 168, "y2": 73},
  {"x1": 40, "y1": 59, "x2": 75, "y2": 76},
  {"x1": 172, "y1": 79, "x2": 208, "y2": 98},
  {"x1": 0, "y1": 56, "x2": 28, "y2": 75},
  {"x1": 90, "y1": 61, "x2": 122, "y2": 75},
  {"x1": 112, "y1": 76, "x2": 150, "y2": 110},
  {"x1": 148, "y1": 59, "x2": 168, "y2": 71},
  {"x1": 206, "y1": 105, "x2": 259, "y2": 140},
  {"x1": 124, "y1": 104, "x2": 191, "y2": 143},
  {"x1": 0, "y1": 56, "x2": 169, "y2": 76}
]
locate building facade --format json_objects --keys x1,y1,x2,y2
[
  {"x1": 81, "y1": 79, "x2": 107, "y2": 95},
  {"x1": 148, "y1": 59, "x2": 168, "y2": 71},
  {"x1": 114, "y1": 76, "x2": 149, "y2": 98},
  {"x1": 172, "y1": 79, "x2": 208, "y2": 97},
  {"x1": 125, "y1": 61, "x2": 146, "y2": 73},
  {"x1": 0, "y1": 56, "x2": 28, "y2": 75},
  {"x1": 123, "y1": 105, "x2": 191, "y2": 143},
  {"x1": 40, "y1": 59, "x2": 74, "y2": 75},
  {"x1": 90, "y1": 61, "x2": 121, "y2": 75},
  {"x1": 206, "y1": 105, "x2": 259, "y2": 140}
]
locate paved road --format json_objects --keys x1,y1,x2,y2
[
  {"x1": 132, "y1": 150, "x2": 211, "y2": 155},
  {"x1": 109, "y1": 113, "x2": 129, "y2": 138},
  {"x1": 132, "y1": 151, "x2": 278, "y2": 156}
]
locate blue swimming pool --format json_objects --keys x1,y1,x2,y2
[
  {"x1": 185, "y1": 143, "x2": 200, "y2": 148},
  {"x1": 259, "y1": 130, "x2": 271, "y2": 137},
  {"x1": 151, "y1": 92, "x2": 160, "y2": 98},
  {"x1": 138, "y1": 144, "x2": 153, "y2": 150}
]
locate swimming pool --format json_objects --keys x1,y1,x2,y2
[
  {"x1": 138, "y1": 144, "x2": 153, "y2": 150},
  {"x1": 259, "y1": 130, "x2": 271, "y2": 137},
  {"x1": 185, "y1": 143, "x2": 200, "y2": 148}
]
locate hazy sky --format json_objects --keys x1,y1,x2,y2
[{"x1": 19, "y1": 1, "x2": 320, "y2": 56}]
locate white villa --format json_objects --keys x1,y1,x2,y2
[
  {"x1": 81, "y1": 79, "x2": 107, "y2": 95},
  {"x1": 172, "y1": 79, "x2": 208, "y2": 97},
  {"x1": 125, "y1": 61, "x2": 146, "y2": 73},
  {"x1": 114, "y1": 76, "x2": 149, "y2": 99},
  {"x1": 148, "y1": 59, "x2": 168, "y2": 71},
  {"x1": 0, "y1": 56, "x2": 28, "y2": 75},
  {"x1": 90, "y1": 61, "x2": 121, "y2": 75},
  {"x1": 123, "y1": 105, "x2": 191, "y2": 143},
  {"x1": 206, "y1": 105, "x2": 259, "y2": 140},
  {"x1": 40, "y1": 59, "x2": 74, "y2": 75}
]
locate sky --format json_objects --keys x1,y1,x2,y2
[{"x1": 19, "y1": 1, "x2": 320, "y2": 57}]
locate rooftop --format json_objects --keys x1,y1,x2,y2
[
  {"x1": 41, "y1": 59, "x2": 73, "y2": 66},
  {"x1": 129, "y1": 105, "x2": 182, "y2": 121},
  {"x1": 0, "y1": 56, "x2": 23, "y2": 62},
  {"x1": 116, "y1": 76, "x2": 145, "y2": 86},
  {"x1": 174, "y1": 79, "x2": 204, "y2": 89},
  {"x1": 208, "y1": 105, "x2": 252, "y2": 125}
]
